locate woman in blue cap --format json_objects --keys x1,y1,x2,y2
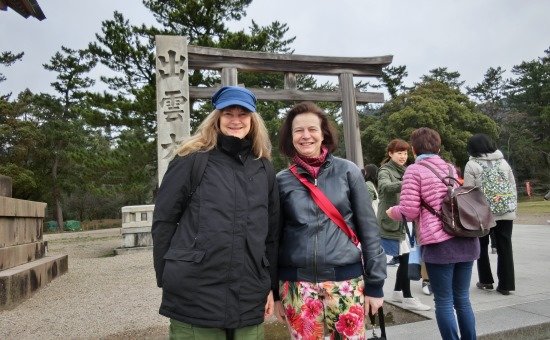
[{"x1": 152, "y1": 86, "x2": 280, "y2": 339}]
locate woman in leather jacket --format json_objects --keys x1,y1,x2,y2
[{"x1": 273, "y1": 101, "x2": 386, "y2": 339}]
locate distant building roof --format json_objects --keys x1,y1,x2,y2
[{"x1": 0, "y1": 0, "x2": 45, "y2": 20}]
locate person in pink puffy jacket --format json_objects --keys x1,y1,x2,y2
[{"x1": 386, "y1": 127, "x2": 479, "y2": 340}]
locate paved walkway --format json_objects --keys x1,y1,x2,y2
[{"x1": 384, "y1": 224, "x2": 550, "y2": 339}]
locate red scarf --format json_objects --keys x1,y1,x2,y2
[{"x1": 293, "y1": 146, "x2": 328, "y2": 178}]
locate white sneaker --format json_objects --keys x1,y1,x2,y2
[
  {"x1": 391, "y1": 291, "x2": 403, "y2": 303},
  {"x1": 403, "y1": 297, "x2": 431, "y2": 311},
  {"x1": 422, "y1": 281, "x2": 432, "y2": 295}
]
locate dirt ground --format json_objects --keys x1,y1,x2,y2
[{"x1": 513, "y1": 211, "x2": 550, "y2": 225}]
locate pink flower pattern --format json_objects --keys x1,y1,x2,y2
[
  {"x1": 302, "y1": 297, "x2": 324, "y2": 319},
  {"x1": 279, "y1": 277, "x2": 366, "y2": 339},
  {"x1": 339, "y1": 281, "x2": 354, "y2": 298},
  {"x1": 335, "y1": 312, "x2": 362, "y2": 337}
]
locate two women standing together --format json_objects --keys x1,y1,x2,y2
[{"x1": 153, "y1": 88, "x2": 386, "y2": 339}]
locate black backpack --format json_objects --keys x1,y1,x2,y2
[{"x1": 418, "y1": 162, "x2": 496, "y2": 238}]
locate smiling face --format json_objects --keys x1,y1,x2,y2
[
  {"x1": 292, "y1": 112, "x2": 324, "y2": 157},
  {"x1": 389, "y1": 150, "x2": 408, "y2": 166},
  {"x1": 219, "y1": 105, "x2": 251, "y2": 139}
]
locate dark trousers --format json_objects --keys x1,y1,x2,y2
[
  {"x1": 477, "y1": 219, "x2": 515, "y2": 291},
  {"x1": 395, "y1": 253, "x2": 412, "y2": 298},
  {"x1": 489, "y1": 229, "x2": 497, "y2": 248}
]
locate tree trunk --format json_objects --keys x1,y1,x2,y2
[
  {"x1": 52, "y1": 153, "x2": 64, "y2": 232},
  {"x1": 55, "y1": 196, "x2": 64, "y2": 232}
]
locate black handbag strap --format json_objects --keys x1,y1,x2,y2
[
  {"x1": 402, "y1": 214, "x2": 415, "y2": 248},
  {"x1": 368, "y1": 306, "x2": 386, "y2": 338}
]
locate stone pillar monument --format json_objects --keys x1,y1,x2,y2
[
  {"x1": 0, "y1": 175, "x2": 68, "y2": 310},
  {"x1": 116, "y1": 36, "x2": 190, "y2": 254},
  {"x1": 156, "y1": 35, "x2": 191, "y2": 184}
]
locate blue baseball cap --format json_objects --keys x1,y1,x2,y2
[{"x1": 211, "y1": 86, "x2": 257, "y2": 112}]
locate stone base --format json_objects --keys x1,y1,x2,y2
[
  {"x1": 0, "y1": 254, "x2": 68, "y2": 310},
  {"x1": 114, "y1": 246, "x2": 153, "y2": 255},
  {"x1": 121, "y1": 229, "x2": 152, "y2": 248},
  {"x1": 120, "y1": 205, "x2": 154, "y2": 251},
  {"x1": 0, "y1": 241, "x2": 47, "y2": 271}
]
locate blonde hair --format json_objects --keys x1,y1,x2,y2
[{"x1": 175, "y1": 108, "x2": 272, "y2": 160}]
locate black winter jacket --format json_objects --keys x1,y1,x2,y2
[
  {"x1": 276, "y1": 154, "x2": 386, "y2": 298},
  {"x1": 152, "y1": 142, "x2": 279, "y2": 328}
]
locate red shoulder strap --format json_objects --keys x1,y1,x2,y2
[{"x1": 289, "y1": 165, "x2": 359, "y2": 246}]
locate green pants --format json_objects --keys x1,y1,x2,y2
[{"x1": 169, "y1": 319, "x2": 265, "y2": 340}]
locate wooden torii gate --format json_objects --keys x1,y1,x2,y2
[
  {"x1": 155, "y1": 35, "x2": 392, "y2": 183},
  {"x1": 116, "y1": 35, "x2": 392, "y2": 254}
]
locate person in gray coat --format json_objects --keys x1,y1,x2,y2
[{"x1": 464, "y1": 133, "x2": 517, "y2": 295}]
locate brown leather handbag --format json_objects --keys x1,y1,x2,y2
[{"x1": 419, "y1": 162, "x2": 496, "y2": 238}]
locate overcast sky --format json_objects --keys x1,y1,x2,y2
[{"x1": 1, "y1": 0, "x2": 550, "y2": 98}]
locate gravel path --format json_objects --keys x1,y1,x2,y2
[{"x1": 0, "y1": 230, "x2": 170, "y2": 340}]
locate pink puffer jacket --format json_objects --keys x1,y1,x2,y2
[{"x1": 389, "y1": 156, "x2": 457, "y2": 246}]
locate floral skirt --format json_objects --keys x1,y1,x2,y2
[{"x1": 279, "y1": 276, "x2": 366, "y2": 339}]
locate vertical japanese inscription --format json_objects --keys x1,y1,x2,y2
[
  {"x1": 156, "y1": 37, "x2": 190, "y2": 183},
  {"x1": 158, "y1": 50, "x2": 186, "y2": 80},
  {"x1": 159, "y1": 89, "x2": 187, "y2": 160}
]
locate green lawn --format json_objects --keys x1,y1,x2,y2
[{"x1": 517, "y1": 197, "x2": 550, "y2": 214}]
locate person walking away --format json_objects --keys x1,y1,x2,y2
[
  {"x1": 364, "y1": 163, "x2": 399, "y2": 266},
  {"x1": 489, "y1": 229, "x2": 497, "y2": 254},
  {"x1": 378, "y1": 139, "x2": 430, "y2": 311},
  {"x1": 421, "y1": 262, "x2": 432, "y2": 295},
  {"x1": 152, "y1": 86, "x2": 280, "y2": 339},
  {"x1": 363, "y1": 163, "x2": 380, "y2": 215},
  {"x1": 464, "y1": 133, "x2": 517, "y2": 295},
  {"x1": 387, "y1": 127, "x2": 479, "y2": 340},
  {"x1": 274, "y1": 102, "x2": 386, "y2": 339}
]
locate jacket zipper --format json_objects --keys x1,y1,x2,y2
[
  {"x1": 314, "y1": 177, "x2": 319, "y2": 283},
  {"x1": 301, "y1": 163, "x2": 328, "y2": 283}
]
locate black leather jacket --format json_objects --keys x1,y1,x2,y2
[{"x1": 276, "y1": 154, "x2": 386, "y2": 298}]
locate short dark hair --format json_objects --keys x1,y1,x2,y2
[
  {"x1": 411, "y1": 127, "x2": 441, "y2": 155},
  {"x1": 278, "y1": 101, "x2": 339, "y2": 157},
  {"x1": 466, "y1": 133, "x2": 497, "y2": 157}
]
